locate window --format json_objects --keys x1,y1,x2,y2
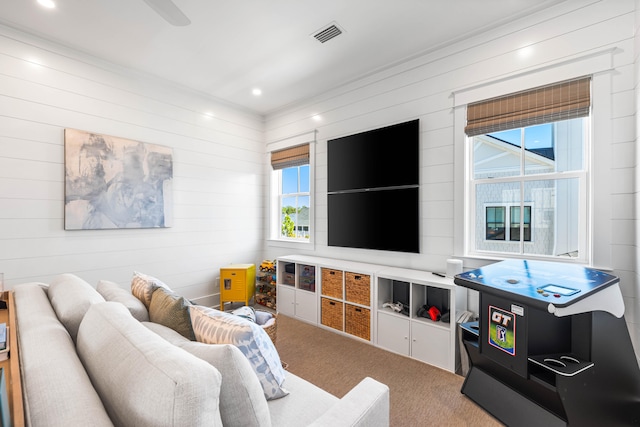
[
  {"x1": 485, "y1": 206, "x2": 505, "y2": 241},
  {"x1": 280, "y1": 165, "x2": 310, "y2": 240},
  {"x1": 466, "y1": 77, "x2": 590, "y2": 260},
  {"x1": 269, "y1": 141, "x2": 312, "y2": 243},
  {"x1": 485, "y1": 205, "x2": 531, "y2": 242}
]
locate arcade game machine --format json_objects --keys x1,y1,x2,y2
[{"x1": 455, "y1": 259, "x2": 640, "y2": 426}]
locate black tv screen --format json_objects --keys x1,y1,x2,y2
[
  {"x1": 328, "y1": 119, "x2": 419, "y2": 192},
  {"x1": 327, "y1": 119, "x2": 420, "y2": 253},
  {"x1": 327, "y1": 187, "x2": 419, "y2": 253}
]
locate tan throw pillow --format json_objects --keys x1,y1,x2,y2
[
  {"x1": 130, "y1": 271, "x2": 171, "y2": 309},
  {"x1": 97, "y1": 280, "x2": 149, "y2": 322},
  {"x1": 149, "y1": 287, "x2": 195, "y2": 340}
]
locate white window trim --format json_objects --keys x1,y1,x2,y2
[
  {"x1": 452, "y1": 50, "x2": 613, "y2": 269},
  {"x1": 467, "y1": 126, "x2": 589, "y2": 262},
  {"x1": 266, "y1": 131, "x2": 316, "y2": 250}
]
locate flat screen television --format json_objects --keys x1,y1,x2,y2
[
  {"x1": 328, "y1": 119, "x2": 419, "y2": 192},
  {"x1": 327, "y1": 119, "x2": 420, "y2": 253}
]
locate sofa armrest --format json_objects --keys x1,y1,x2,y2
[{"x1": 309, "y1": 377, "x2": 389, "y2": 427}]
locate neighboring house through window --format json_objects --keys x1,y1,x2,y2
[{"x1": 465, "y1": 77, "x2": 590, "y2": 260}]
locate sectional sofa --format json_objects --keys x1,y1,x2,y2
[{"x1": 13, "y1": 273, "x2": 389, "y2": 426}]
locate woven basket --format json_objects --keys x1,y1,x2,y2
[
  {"x1": 345, "y1": 272, "x2": 370, "y2": 306},
  {"x1": 258, "y1": 311, "x2": 277, "y2": 344},
  {"x1": 345, "y1": 304, "x2": 370, "y2": 340},
  {"x1": 321, "y1": 268, "x2": 343, "y2": 299},
  {"x1": 321, "y1": 297, "x2": 344, "y2": 331}
]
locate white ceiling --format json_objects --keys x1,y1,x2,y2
[{"x1": 0, "y1": 0, "x2": 567, "y2": 116}]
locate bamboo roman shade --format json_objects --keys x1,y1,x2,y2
[
  {"x1": 271, "y1": 143, "x2": 310, "y2": 170},
  {"x1": 465, "y1": 76, "x2": 591, "y2": 136}
]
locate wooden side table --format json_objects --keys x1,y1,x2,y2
[
  {"x1": 0, "y1": 291, "x2": 24, "y2": 426},
  {"x1": 220, "y1": 264, "x2": 256, "y2": 310}
]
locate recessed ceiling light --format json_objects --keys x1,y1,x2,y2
[
  {"x1": 252, "y1": 88, "x2": 262, "y2": 96},
  {"x1": 312, "y1": 114, "x2": 322, "y2": 122},
  {"x1": 37, "y1": 0, "x2": 56, "y2": 9}
]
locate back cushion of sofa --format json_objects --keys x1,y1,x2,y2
[
  {"x1": 97, "y1": 279, "x2": 149, "y2": 322},
  {"x1": 48, "y1": 273, "x2": 105, "y2": 342},
  {"x1": 14, "y1": 283, "x2": 113, "y2": 427},
  {"x1": 77, "y1": 302, "x2": 223, "y2": 427},
  {"x1": 144, "y1": 322, "x2": 272, "y2": 427}
]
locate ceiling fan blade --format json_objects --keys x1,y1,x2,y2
[{"x1": 142, "y1": 0, "x2": 191, "y2": 26}]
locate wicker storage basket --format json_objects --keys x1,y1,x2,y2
[
  {"x1": 345, "y1": 304, "x2": 370, "y2": 340},
  {"x1": 345, "y1": 272, "x2": 370, "y2": 306},
  {"x1": 257, "y1": 311, "x2": 277, "y2": 344},
  {"x1": 321, "y1": 268, "x2": 343, "y2": 299},
  {"x1": 321, "y1": 298, "x2": 344, "y2": 331}
]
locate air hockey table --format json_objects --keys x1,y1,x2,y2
[{"x1": 455, "y1": 259, "x2": 640, "y2": 426}]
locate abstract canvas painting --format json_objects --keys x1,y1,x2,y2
[{"x1": 64, "y1": 129, "x2": 173, "y2": 230}]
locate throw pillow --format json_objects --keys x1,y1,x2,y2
[
  {"x1": 130, "y1": 271, "x2": 171, "y2": 309},
  {"x1": 149, "y1": 287, "x2": 196, "y2": 340},
  {"x1": 189, "y1": 305, "x2": 288, "y2": 400},
  {"x1": 48, "y1": 273, "x2": 105, "y2": 342},
  {"x1": 231, "y1": 305, "x2": 256, "y2": 323},
  {"x1": 96, "y1": 280, "x2": 149, "y2": 322}
]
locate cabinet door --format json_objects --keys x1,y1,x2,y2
[
  {"x1": 411, "y1": 321, "x2": 451, "y2": 370},
  {"x1": 277, "y1": 285, "x2": 295, "y2": 317},
  {"x1": 376, "y1": 312, "x2": 410, "y2": 356},
  {"x1": 295, "y1": 290, "x2": 318, "y2": 324}
]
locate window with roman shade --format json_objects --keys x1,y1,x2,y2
[
  {"x1": 466, "y1": 76, "x2": 590, "y2": 261},
  {"x1": 268, "y1": 136, "x2": 313, "y2": 244}
]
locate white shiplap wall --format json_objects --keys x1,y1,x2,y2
[
  {"x1": 264, "y1": 0, "x2": 640, "y2": 363},
  {"x1": 0, "y1": 25, "x2": 265, "y2": 306}
]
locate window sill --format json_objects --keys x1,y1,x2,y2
[
  {"x1": 266, "y1": 239, "x2": 314, "y2": 251},
  {"x1": 455, "y1": 253, "x2": 600, "y2": 271}
]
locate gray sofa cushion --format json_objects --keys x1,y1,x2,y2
[
  {"x1": 14, "y1": 283, "x2": 113, "y2": 427},
  {"x1": 96, "y1": 279, "x2": 149, "y2": 321},
  {"x1": 144, "y1": 321, "x2": 271, "y2": 427},
  {"x1": 77, "y1": 302, "x2": 223, "y2": 427},
  {"x1": 267, "y1": 373, "x2": 338, "y2": 427},
  {"x1": 48, "y1": 273, "x2": 105, "y2": 342}
]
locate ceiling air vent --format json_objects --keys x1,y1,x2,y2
[{"x1": 313, "y1": 22, "x2": 343, "y2": 43}]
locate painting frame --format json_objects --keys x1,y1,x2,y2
[{"x1": 64, "y1": 129, "x2": 173, "y2": 230}]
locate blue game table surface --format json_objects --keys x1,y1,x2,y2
[{"x1": 454, "y1": 259, "x2": 619, "y2": 309}]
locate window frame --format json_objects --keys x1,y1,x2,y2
[
  {"x1": 453, "y1": 52, "x2": 614, "y2": 270},
  {"x1": 277, "y1": 164, "x2": 310, "y2": 241},
  {"x1": 266, "y1": 132, "x2": 315, "y2": 250},
  {"x1": 468, "y1": 119, "x2": 589, "y2": 261}
]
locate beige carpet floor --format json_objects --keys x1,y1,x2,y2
[{"x1": 274, "y1": 314, "x2": 504, "y2": 427}]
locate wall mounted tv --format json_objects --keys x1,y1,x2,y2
[{"x1": 327, "y1": 119, "x2": 420, "y2": 253}]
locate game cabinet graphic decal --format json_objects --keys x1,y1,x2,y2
[{"x1": 488, "y1": 305, "x2": 516, "y2": 356}]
